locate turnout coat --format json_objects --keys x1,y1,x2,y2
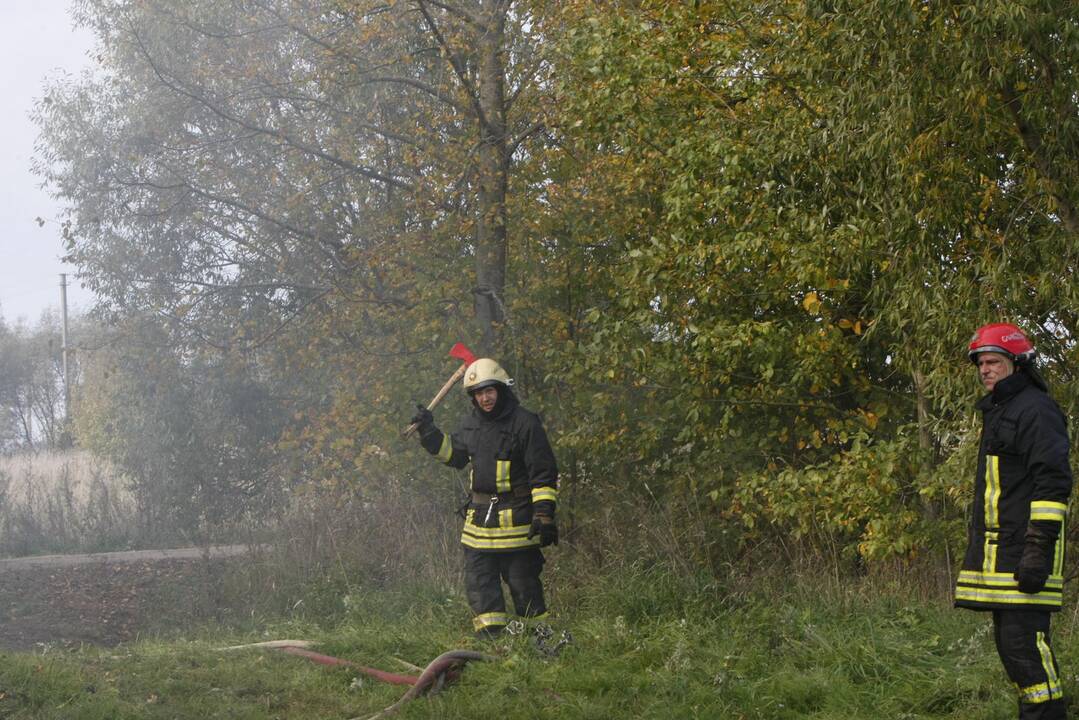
[
  {"x1": 955, "y1": 370, "x2": 1073, "y2": 611},
  {"x1": 420, "y1": 390, "x2": 558, "y2": 552}
]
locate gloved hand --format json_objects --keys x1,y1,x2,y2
[
  {"x1": 1015, "y1": 527, "x2": 1053, "y2": 594},
  {"x1": 528, "y1": 514, "x2": 558, "y2": 547},
  {"x1": 410, "y1": 404, "x2": 434, "y2": 434}
]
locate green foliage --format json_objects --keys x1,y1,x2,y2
[{"x1": 548, "y1": 0, "x2": 1079, "y2": 559}]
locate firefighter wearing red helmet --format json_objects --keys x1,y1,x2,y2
[
  {"x1": 956, "y1": 323, "x2": 1072, "y2": 720},
  {"x1": 408, "y1": 358, "x2": 559, "y2": 638}
]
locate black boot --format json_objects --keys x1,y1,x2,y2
[
  {"x1": 474, "y1": 625, "x2": 504, "y2": 641},
  {"x1": 1018, "y1": 698, "x2": 1066, "y2": 720}
]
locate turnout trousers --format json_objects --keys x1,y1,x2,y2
[
  {"x1": 464, "y1": 547, "x2": 546, "y2": 633},
  {"x1": 992, "y1": 610, "x2": 1066, "y2": 719}
]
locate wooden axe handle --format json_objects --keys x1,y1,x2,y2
[{"x1": 402, "y1": 363, "x2": 468, "y2": 438}]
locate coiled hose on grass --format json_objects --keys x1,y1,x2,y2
[
  {"x1": 351, "y1": 649, "x2": 492, "y2": 720},
  {"x1": 221, "y1": 640, "x2": 492, "y2": 719}
]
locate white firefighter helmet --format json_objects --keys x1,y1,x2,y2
[{"x1": 462, "y1": 358, "x2": 513, "y2": 394}]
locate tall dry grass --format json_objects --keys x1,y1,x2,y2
[
  {"x1": 230, "y1": 478, "x2": 465, "y2": 620},
  {"x1": 0, "y1": 449, "x2": 137, "y2": 557}
]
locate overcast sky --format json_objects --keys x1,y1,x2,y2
[{"x1": 0, "y1": 2, "x2": 95, "y2": 326}]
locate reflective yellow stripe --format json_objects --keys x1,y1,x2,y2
[
  {"x1": 437, "y1": 435, "x2": 453, "y2": 463},
  {"x1": 955, "y1": 567, "x2": 1064, "y2": 607},
  {"x1": 1029, "y1": 501, "x2": 1067, "y2": 576},
  {"x1": 1019, "y1": 682, "x2": 1056, "y2": 703},
  {"x1": 463, "y1": 520, "x2": 533, "y2": 538},
  {"x1": 469, "y1": 468, "x2": 475, "y2": 491},
  {"x1": 1055, "y1": 532, "x2": 1066, "y2": 577},
  {"x1": 531, "y1": 487, "x2": 558, "y2": 504},
  {"x1": 983, "y1": 531, "x2": 998, "y2": 574},
  {"x1": 1035, "y1": 632, "x2": 1064, "y2": 701},
  {"x1": 461, "y1": 516, "x2": 539, "y2": 549},
  {"x1": 958, "y1": 570, "x2": 1062, "y2": 589},
  {"x1": 473, "y1": 612, "x2": 509, "y2": 631},
  {"x1": 954, "y1": 586, "x2": 1062, "y2": 606},
  {"x1": 498, "y1": 508, "x2": 513, "y2": 529},
  {"x1": 1030, "y1": 501, "x2": 1067, "y2": 521},
  {"x1": 461, "y1": 534, "x2": 541, "y2": 550},
  {"x1": 984, "y1": 455, "x2": 1000, "y2": 528},
  {"x1": 495, "y1": 460, "x2": 511, "y2": 493}
]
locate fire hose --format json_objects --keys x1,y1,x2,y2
[
  {"x1": 349, "y1": 649, "x2": 492, "y2": 720},
  {"x1": 220, "y1": 640, "x2": 492, "y2": 719}
]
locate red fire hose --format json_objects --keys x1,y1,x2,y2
[
  {"x1": 354, "y1": 649, "x2": 492, "y2": 720},
  {"x1": 257, "y1": 643, "x2": 492, "y2": 720},
  {"x1": 275, "y1": 646, "x2": 421, "y2": 685}
]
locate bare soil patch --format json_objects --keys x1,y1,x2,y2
[{"x1": 0, "y1": 549, "x2": 250, "y2": 651}]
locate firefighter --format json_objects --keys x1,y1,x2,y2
[
  {"x1": 410, "y1": 358, "x2": 559, "y2": 637},
  {"x1": 955, "y1": 323, "x2": 1072, "y2": 719}
]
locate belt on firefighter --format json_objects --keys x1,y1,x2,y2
[{"x1": 472, "y1": 487, "x2": 530, "y2": 505}]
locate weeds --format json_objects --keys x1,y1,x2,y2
[{"x1": 0, "y1": 450, "x2": 136, "y2": 556}]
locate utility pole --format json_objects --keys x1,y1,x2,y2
[{"x1": 60, "y1": 273, "x2": 71, "y2": 418}]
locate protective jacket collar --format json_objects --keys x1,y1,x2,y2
[{"x1": 978, "y1": 370, "x2": 1033, "y2": 411}]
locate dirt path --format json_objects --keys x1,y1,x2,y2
[
  {"x1": 0, "y1": 546, "x2": 258, "y2": 651},
  {"x1": 0, "y1": 544, "x2": 254, "y2": 572}
]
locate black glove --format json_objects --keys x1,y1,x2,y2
[
  {"x1": 410, "y1": 404, "x2": 434, "y2": 433},
  {"x1": 528, "y1": 514, "x2": 558, "y2": 547},
  {"x1": 1015, "y1": 527, "x2": 1053, "y2": 594}
]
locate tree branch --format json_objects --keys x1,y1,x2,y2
[
  {"x1": 1001, "y1": 81, "x2": 1079, "y2": 234},
  {"x1": 423, "y1": 0, "x2": 483, "y2": 29},
  {"x1": 127, "y1": 20, "x2": 412, "y2": 191},
  {"x1": 508, "y1": 121, "x2": 544, "y2": 157},
  {"x1": 415, "y1": 0, "x2": 488, "y2": 128}
]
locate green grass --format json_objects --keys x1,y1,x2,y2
[{"x1": 0, "y1": 564, "x2": 1065, "y2": 719}]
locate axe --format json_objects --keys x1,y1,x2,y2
[{"x1": 401, "y1": 342, "x2": 478, "y2": 438}]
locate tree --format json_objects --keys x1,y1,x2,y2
[
  {"x1": 74, "y1": 315, "x2": 288, "y2": 536},
  {"x1": 551, "y1": 0, "x2": 1079, "y2": 559},
  {"x1": 39, "y1": 0, "x2": 554, "y2": 354},
  {"x1": 0, "y1": 312, "x2": 76, "y2": 452},
  {"x1": 36, "y1": 0, "x2": 563, "y2": 501}
]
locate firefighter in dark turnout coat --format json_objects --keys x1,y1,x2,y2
[
  {"x1": 955, "y1": 323, "x2": 1072, "y2": 720},
  {"x1": 410, "y1": 358, "x2": 558, "y2": 637}
]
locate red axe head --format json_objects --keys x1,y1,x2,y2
[{"x1": 448, "y1": 342, "x2": 477, "y2": 367}]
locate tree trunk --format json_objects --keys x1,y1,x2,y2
[{"x1": 913, "y1": 367, "x2": 939, "y2": 522}]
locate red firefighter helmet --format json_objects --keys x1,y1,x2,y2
[{"x1": 968, "y1": 323, "x2": 1035, "y2": 363}]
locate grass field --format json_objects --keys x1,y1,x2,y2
[
  {"x1": 0, "y1": 559, "x2": 1065, "y2": 719},
  {"x1": 0, "y1": 458, "x2": 1065, "y2": 718}
]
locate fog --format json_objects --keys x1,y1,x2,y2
[{"x1": 0, "y1": 2, "x2": 94, "y2": 324}]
